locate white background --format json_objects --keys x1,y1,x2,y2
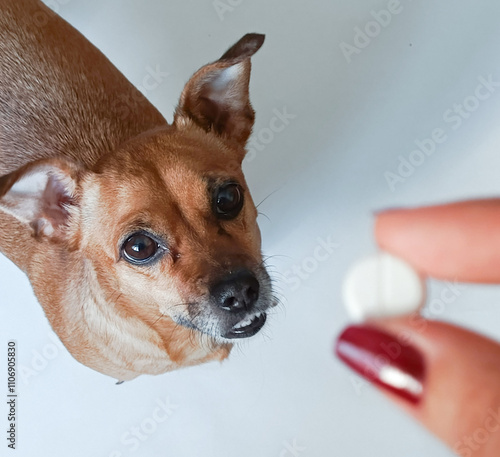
[{"x1": 2, "y1": 0, "x2": 500, "y2": 455}]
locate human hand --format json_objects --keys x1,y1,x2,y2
[{"x1": 335, "y1": 200, "x2": 500, "y2": 457}]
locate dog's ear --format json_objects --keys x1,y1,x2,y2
[
  {"x1": 0, "y1": 159, "x2": 83, "y2": 241},
  {"x1": 174, "y1": 33, "x2": 265, "y2": 146}
]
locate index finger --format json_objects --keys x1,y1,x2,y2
[{"x1": 375, "y1": 199, "x2": 500, "y2": 283}]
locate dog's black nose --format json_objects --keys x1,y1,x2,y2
[{"x1": 211, "y1": 270, "x2": 260, "y2": 312}]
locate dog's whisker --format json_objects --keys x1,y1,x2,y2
[
  {"x1": 256, "y1": 188, "x2": 281, "y2": 208},
  {"x1": 257, "y1": 212, "x2": 271, "y2": 223}
]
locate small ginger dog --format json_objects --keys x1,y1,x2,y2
[{"x1": 0, "y1": 0, "x2": 274, "y2": 381}]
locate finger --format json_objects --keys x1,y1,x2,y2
[
  {"x1": 375, "y1": 199, "x2": 500, "y2": 283},
  {"x1": 335, "y1": 318, "x2": 500, "y2": 456}
]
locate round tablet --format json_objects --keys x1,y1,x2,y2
[{"x1": 342, "y1": 252, "x2": 426, "y2": 321}]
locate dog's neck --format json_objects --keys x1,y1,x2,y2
[{"x1": 28, "y1": 248, "x2": 230, "y2": 380}]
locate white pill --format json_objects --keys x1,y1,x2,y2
[{"x1": 342, "y1": 252, "x2": 426, "y2": 321}]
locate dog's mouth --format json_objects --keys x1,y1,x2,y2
[
  {"x1": 224, "y1": 311, "x2": 267, "y2": 339},
  {"x1": 174, "y1": 266, "x2": 274, "y2": 341}
]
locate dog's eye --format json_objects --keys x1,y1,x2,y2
[
  {"x1": 214, "y1": 182, "x2": 244, "y2": 220},
  {"x1": 122, "y1": 233, "x2": 159, "y2": 265}
]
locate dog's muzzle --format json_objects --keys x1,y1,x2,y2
[{"x1": 210, "y1": 269, "x2": 268, "y2": 339}]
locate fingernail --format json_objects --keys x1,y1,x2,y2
[{"x1": 335, "y1": 325, "x2": 426, "y2": 405}]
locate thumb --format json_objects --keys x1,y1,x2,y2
[{"x1": 335, "y1": 317, "x2": 500, "y2": 457}]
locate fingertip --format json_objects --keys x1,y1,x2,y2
[
  {"x1": 365, "y1": 318, "x2": 500, "y2": 452},
  {"x1": 374, "y1": 207, "x2": 419, "y2": 258},
  {"x1": 374, "y1": 200, "x2": 500, "y2": 282}
]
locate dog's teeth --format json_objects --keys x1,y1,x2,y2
[{"x1": 233, "y1": 312, "x2": 262, "y2": 330}]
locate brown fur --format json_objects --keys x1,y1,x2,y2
[{"x1": 0, "y1": 0, "x2": 271, "y2": 380}]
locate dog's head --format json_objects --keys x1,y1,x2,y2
[{"x1": 0, "y1": 34, "x2": 274, "y2": 355}]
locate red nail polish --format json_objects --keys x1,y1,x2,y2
[{"x1": 335, "y1": 325, "x2": 426, "y2": 404}]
